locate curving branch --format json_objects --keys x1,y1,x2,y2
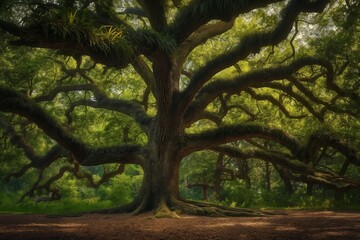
[
  {"x1": 251, "y1": 84, "x2": 325, "y2": 121},
  {"x1": 18, "y1": 158, "x2": 126, "y2": 202},
  {"x1": 212, "y1": 145, "x2": 360, "y2": 190},
  {"x1": 65, "y1": 98, "x2": 152, "y2": 129},
  {"x1": 0, "y1": 86, "x2": 144, "y2": 166},
  {"x1": 179, "y1": 0, "x2": 330, "y2": 112},
  {"x1": 184, "y1": 57, "x2": 332, "y2": 124},
  {"x1": 184, "y1": 123, "x2": 360, "y2": 168},
  {"x1": 34, "y1": 84, "x2": 107, "y2": 102},
  {"x1": 73, "y1": 163, "x2": 126, "y2": 188},
  {"x1": 32, "y1": 66, "x2": 152, "y2": 128},
  {"x1": 306, "y1": 132, "x2": 360, "y2": 167},
  {"x1": 37, "y1": 161, "x2": 125, "y2": 193},
  {"x1": 169, "y1": 0, "x2": 284, "y2": 44},
  {"x1": 4, "y1": 164, "x2": 32, "y2": 183},
  {"x1": 255, "y1": 81, "x2": 358, "y2": 118},
  {"x1": 245, "y1": 88, "x2": 307, "y2": 120},
  {"x1": 183, "y1": 124, "x2": 301, "y2": 155},
  {"x1": 0, "y1": 118, "x2": 67, "y2": 177},
  {"x1": 173, "y1": 19, "x2": 235, "y2": 84}
]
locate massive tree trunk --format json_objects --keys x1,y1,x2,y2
[
  {"x1": 134, "y1": 76, "x2": 185, "y2": 214},
  {"x1": 111, "y1": 123, "x2": 183, "y2": 216},
  {"x1": 139, "y1": 139, "x2": 181, "y2": 213}
]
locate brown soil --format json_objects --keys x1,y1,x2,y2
[{"x1": 1, "y1": 211, "x2": 359, "y2": 240}]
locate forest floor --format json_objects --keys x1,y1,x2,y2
[{"x1": 0, "y1": 210, "x2": 360, "y2": 240}]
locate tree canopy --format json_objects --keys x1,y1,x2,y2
[{"x1": 0, "y1": 0, "x2": 359, "y2": 217}]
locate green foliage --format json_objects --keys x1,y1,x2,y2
[
  {"x1": 24, "y1": 7, "x2": 135, "y2": 62},
  {"x1": 0, "y1": 165, "x2": 143, "y2": 214}
]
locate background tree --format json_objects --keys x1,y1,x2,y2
[{"x1": 0, "y1": 0, "x2": 359, "y2": 217}]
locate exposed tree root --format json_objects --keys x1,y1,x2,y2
[
  {"x1": 153, "y1": 200, "x2": 180, "y2": 219},
  {"x1": 171, "y1": 198, "x2": 275, "y2": 217},
  {"x1": 91, "y1": 197, "x2": 284, "y2": 218}
]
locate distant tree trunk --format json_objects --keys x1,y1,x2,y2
[
  {"x1": 214, "y1": 153, "x2": 224, "y2": 200},
  {"x1": 307, "y1": 184, "x2": 313, "y2": 196},
  {"x1": 244, "y1": 176, "x2": 252, "y2": 189},
  {"x1": 202, "y1": 185, "x2": 209, "y2": 201},
  {"x1": 334, "y1": 160, "x2": 350, "y2": 203},
  {"x1": 275, "y1": 166, "x2": 294, "y2": 194},
  {"x1": 334, "y1": 190, "x2": 344, "y2": 203},
  {"x1": 265, "y1": 161, "x2": 271, "y2": 191}
]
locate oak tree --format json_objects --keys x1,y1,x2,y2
[{"x1": 0, "y1": 0, "x2": 359, "y2": 216}]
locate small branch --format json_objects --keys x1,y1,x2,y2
[
  {"x1": 279, "y1": 18, "x2": 299, "y2": 64},
  {"x1": 245, "y1": 88, "x2": 307, "y2": 119},
  {"x1": 75, "y1": 163, "x2": 126, "y2": 188},
  {"x1": 34, "y1": 84, "x2": 106, "y2": 102}
]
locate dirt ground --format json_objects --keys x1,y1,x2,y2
[{"x1": 0, "y1": 211, "x2": 360, "y2": 240}]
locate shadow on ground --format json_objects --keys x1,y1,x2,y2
[{"x1": 1, "y1": 211, "x2": 360, "y2": 240}]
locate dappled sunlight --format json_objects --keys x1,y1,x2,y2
[
  {"x1": 203, "y1": 221, "x2": 271, "y2": 228},
  {"x1": 0, "y1": 223, "x2": 87, "y2": 233},
  {"x1": 0, "y1": 212, "x2": 360, "y2": 240},
  {"x1": 274, "y1": 226, "x2": 298, "y2": 231}
]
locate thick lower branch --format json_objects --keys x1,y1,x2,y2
[
  {"x1": 0, "y1": 118, "x2": 67, "y2": 171},
  {"x1": 0, "y1": 86, "x2": 145, "y2": 166},
  {"x1": 213, "y1": 145, "x2": 360, "y2": 190},
  {"x1": 183, "y1": 124, "x2": 302, "y2": 156}
]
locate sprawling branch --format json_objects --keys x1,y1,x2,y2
[
  {"x1": 179, "y1": 0, "x2": 330, "y2": 113},
  {"x1": 39, "y1": 161, "x2": 125, "y2": 191},
  {"x1": 0, "y1": 86, "x2": 144, "y2": 166},
  {"x1": 173, "y1": 19, "x2": 235, "y2": 83},
  {"x1": 75, "y1": 163, "x2": 126, "y2": 188},
  {"x1": 213, "y1": 146, "x2": 360, "y2": 190},
  {"x1": 183, "y1": 123, "x2": 360, "y2": 169},
  {"x1": 34, "y1": 84, "x2": 107, "y2": 102},
  {"x1": 245, "y1": 88, "x2": 307, "y2": 120},
  {"x1": 33, "y1": 76, "x2": 151, "y2": 129},
  {"x1": 306, "y1": 132, "x2": 360, "y2": 167},
  {"x1": 18, "y1": 158, "x2": 126, "y2": 202},
  {"x1": 183, "y1": 124, "x2": 301, "y2": 155},
  {"x1": 0, "y1": 118, "x2": 67, "y2": 174},
  {"x1": 184, "y1": 57, "x2": 331, "y2": 124},
  {"x1": 169, "y1": 0, "x2": 284, "y2": 44},
  {"x1": 65, "y1": 98, "x2": 152, "y2": 129}
]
